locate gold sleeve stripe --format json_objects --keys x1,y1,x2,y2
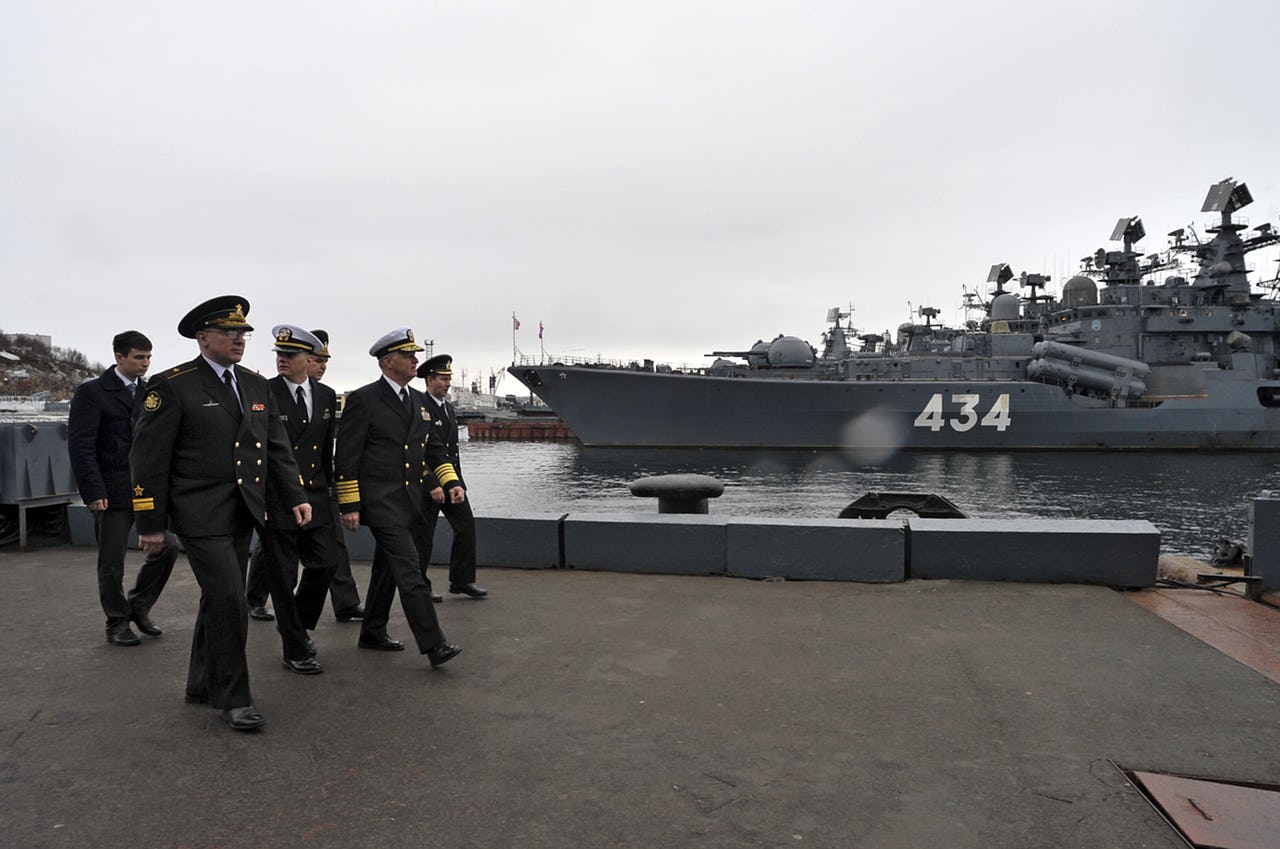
[
  {"x1": 433, "y1": 463, "x2": 460, "y2": 486},
  {"x1": 132, "y1": 498, "x2": 155, "y2": 511},
  {"x1": 336, "y1": 480, "x2": 361, "y2": 504}
]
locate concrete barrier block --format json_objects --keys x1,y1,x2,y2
[
  {"x1": 67, "y1": 503, "x2": 95, "y2": 547},
  {"x1": 342, "y1": 525, "x2": 376, "y2": 561},
  {"x1": 475, "y1": 513, "x2": 562, "y2": 569},
  {"x1": 563, "y1": 512, "x2": 726, "y2": 575},
  {"x1": 908, "y1": 518, "x2": 1160, "y2": 587},
  {"x1": 726, "y1": 517, "x2": 905, "y2": 582}
]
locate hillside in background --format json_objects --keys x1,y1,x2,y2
[{"x1": 0, "y1": 330, "x2": 103, "y2": 401}]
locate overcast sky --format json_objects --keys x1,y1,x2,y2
[{"x1": 5, "y1": 0, "x2": 1280, "y2": 394}]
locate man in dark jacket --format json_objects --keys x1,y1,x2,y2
[
  {"x1": 131, "y1": 296, "x2": 310, "y2": 732},
  {"x1": 260, "y1": 325, "x2": 337, "y2": 675},
  {"x1": 412, "y1": 354, "x2": 487, "y2": 600},
  {"x1": 335, "y1": 328, "x2": 460, "y2": 669},
  {"x1": 68, "y1": 330, "x2": 178, "y2": 646}
]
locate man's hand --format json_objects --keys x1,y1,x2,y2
[
  {"x1": 88, "y1": 498, "x2": 108, "y2": 512},
  {"x1": 449, "y1": 486, "x2": 466, "y2": 504},
  {"x1": 139, "y1": 531, "x2": 166, "y2": 553},
  {"x1": 341, "y1": 511, "x2": 360, "y2": 530},
  {"x1": 430, "y1": 486, "x2": 445, "y2": 504},
  {"x1": 292, "y1": 503, "x2": 313, "y2": 526}
]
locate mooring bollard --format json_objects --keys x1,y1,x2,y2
[{"x1": 629, "y1": 474, "x2": 725, "y2": 514}]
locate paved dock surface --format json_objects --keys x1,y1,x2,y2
[{"x1": 2, "y1": 546, "x2": 1278, "y2": 849}]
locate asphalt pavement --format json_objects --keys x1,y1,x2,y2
[{"x1": 2, "y1": 546, "x2": 1278, "y2": 849}]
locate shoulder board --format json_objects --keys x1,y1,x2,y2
[
  {"x1": 239, "y1": 368, "x2": 266, "y2": 381},
  {"x1": 163, "y1": 366, "x2": 198, "y2": 381}
]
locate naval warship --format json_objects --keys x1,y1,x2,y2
[{"x1": 510, "y1": 178, "x2": 1280, "y2": 451}]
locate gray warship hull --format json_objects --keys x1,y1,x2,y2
[
  {"x1": 509, "y1": 363, "x2": 1280, "y2": 450},
  {"x1": 511, "y1": 178, "x2": 1280, "y2": 451}
]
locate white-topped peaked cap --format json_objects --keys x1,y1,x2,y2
[
  {"x1": 271, "y1": 325, "x2": 324, "y2": 355},
  {"x1": 369, "y1": 327, "x2": 425, "y2": 358}
]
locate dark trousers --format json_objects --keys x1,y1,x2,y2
[
  {"x1": 94, "y1": 509, "x2": 177, "y2": 627},
  {"x1": 412, "y1": 496, "x2": 477, "y2": 587},
  {"x1": 246, "y1": 502, "x2": 361, "y2": 615},
  {"x1": 327, "y1": 502, "x2": 362, "y2": 613},
  {"x1": 361, "y1": 524, "x2": 445, "y2": 653},
  {"x1": 262, "y1": 523, "x2": 337, "y2": 661},
  {"x1": 181, "y1": 526, "x2": 255, "y2": 710}
]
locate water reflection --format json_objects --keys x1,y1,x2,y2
[{"x1": 462, "y1": 441, "x2": 1280, "y2": 559}]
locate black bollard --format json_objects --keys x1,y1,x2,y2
[{"x1": 629, "y1": 474, "x2": 725, "y2": 514}]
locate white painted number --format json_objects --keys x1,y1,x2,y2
[
  {"x1": 914, "y1": 393, "x2": 947, "y2": 431},
  {"x1": 912, "y1": 393, "x2": 1012, "y2": 433},
  {"x1": 951, "y1": 394, "x2": 980, "y2": 432},
  {"x1": 979, "y1": 393, "x2": 1011, "y2": 431}
]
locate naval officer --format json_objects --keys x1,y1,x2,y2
[
  {"x1": 259, "y1": 325, "x2": 338, "y2": 675},
  {"x1": 334, "y1": 328, "x2": 460, "y2": 669},
  {"x1": 131, "y1": 296, "x2": 310, "y2": 732},
  {"x1": 412, "y1": 354, "x2": 487, "y2": 601}
]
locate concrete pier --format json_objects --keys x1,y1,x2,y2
[{"x1": 2, "y1": 545, "x2": 1278, "y2": 849}]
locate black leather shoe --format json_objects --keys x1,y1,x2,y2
[
  {"x1": 357, "y1": 635, "x2": 404, "y2": 652},
  {"x1": 305, "y1": 636, "x2": 316, "y2": 658},
  {"x1": 130, "y1": 612, "x2": 162, "y2": 637},
  {"x1": 248, "y1": 606, "x2": 275, "y2": 621},
  {"x1": 426, "y1": 641, "x2": 461, "y2": 668},
  {"x1": 220, "y1": 705, "x2": 266, "y2": 731},
  {"x1": 282, "y1": 657, "x2": 324, "y2": 675},
  {"x1": 335, "y1": 605, "x2": 365, "y2": 622},
  {"x1": 431, "y1": 591, "x2": 443, "y2": 603},
  {"x1": 106, "y1": 623, "x2": 141, "y2": 646},
  {"x1": 449, "y1": 583, "x2": 488, "y2": 599}
]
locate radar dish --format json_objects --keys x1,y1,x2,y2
[
  {"x1": 1202, "y1": 178, "x2": 1252, "y2": 214},
  {"x1": 986, "y1": 263, "x2": 1013, "y2": 284},
  {"x1": 1109, "y1": 216, "x2": 1145, "y2": 243}
]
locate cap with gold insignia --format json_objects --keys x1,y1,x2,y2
[
  {"x1": 177, "y1": 295, "x2": 254, "y2": 339},
  {"x1": 417, "y1": 354, "x2": 453, "y2": 379},
  {"x1": 271, "y1": 325, "x2": 324, "y2": 355},
  {"x1": 369, "y1": 327, "x2": 424, "y2": 358},
  {"x1": 310, "y1": 329, "x2": 331, "y2": 359}
]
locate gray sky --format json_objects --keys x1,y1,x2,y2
[{"x1": 5, "y1": 0, "x2": 1280, "y2": 394}]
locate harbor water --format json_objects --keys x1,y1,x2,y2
[{"x1": 459, "y1": 437, "x2": 1280, "y2": 561}]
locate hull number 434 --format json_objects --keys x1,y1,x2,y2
[{"x1": 913, "y1": 393, "x2": 1012, "y2": 432}]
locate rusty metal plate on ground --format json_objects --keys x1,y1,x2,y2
[{"x1": 1129, "y1": 770, "x2": 1280, "y2": 849}]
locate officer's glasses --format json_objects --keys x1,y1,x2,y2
[{"x1": 206, "y1": 329, "x2": 252, "y2": 340}]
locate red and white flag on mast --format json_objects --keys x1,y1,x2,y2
[
  {"x1": 538, "y1": 321, "x2": 544, "y2": 339},
  {"x1": 512, "y1": 312, "x2": 520, "y2": 331}
]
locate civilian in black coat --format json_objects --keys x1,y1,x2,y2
[
  {"x1": 68, "y1": 330, "x2": 177, "y2": 646},
  {"x1": 334, "y1": 328, "x2": 460, "y2": 669},
  {"x1": 131, "y1": 296, "x2": 310, "y2": 732}
]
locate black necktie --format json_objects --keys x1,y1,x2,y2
[
  {"x1": 399, "y1": 388, "x2": 411, "y2": 416},
  {"x1": 295, "y1": 385, "x2": 308, "y2": 424},
  {"x1": 223, "y1": 370, "x2": 242, "y2": 411}
]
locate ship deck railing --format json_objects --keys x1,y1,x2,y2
[{"x1": 513, "y1": 354, "x2": 711, "y2": 375}]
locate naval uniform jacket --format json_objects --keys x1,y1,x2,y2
[
  {"x1": 68, "y1": 367, "x2": 145, "y2": 508},
  {"x1": 335, "y1": 379, "x2": 435, "y2": 529},
  {"x1": 131, "y1": 356, "x2": 306, "y2": 538},
  {"x1": 264, "y1": 375, "x2": 336, "y2": 529},
  {"x1": 424, "y1": 396, "x2": 464, "y2": 493}
]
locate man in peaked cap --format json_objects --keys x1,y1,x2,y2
[
  {"x1": 334, "y1": 328, "x2": 461, "y2": 669},
  {"x1": 256, "y1": 325, "x2": 339, "y2": 676},
  {"x1": 412, "y1": 354, "x2": 488, "y2": 601},
  {"x1": 308, "y1": 329, "x2": 365, "y2": 622},
  {"x1": 131, "y1": 296, "x2": 311, "y2": 732}
]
